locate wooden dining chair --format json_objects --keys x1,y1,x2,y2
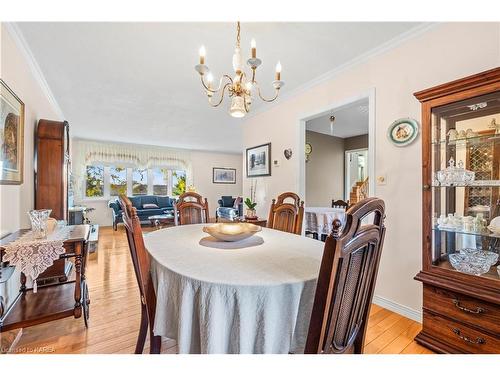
[
  {"x1": 331, "y1": 199, "x2": 350, "y2": 210},
  {"x1": 119, "y1": 194, "x2": 162, "y2": 354},
  {"x1": 267, "y1": 192, "x2": 304, "y2": 235},
  {"x1": 174, "y1": 192, "x2": 209, "y2": 225},
  {"x1": 304, "y1": 197, "x2": 386, "y2": 354}
]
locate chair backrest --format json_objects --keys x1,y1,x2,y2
[
  {"x1": 174, "y1": 192, "x2": 209, "y2": 225},
  {"x1": 119, "y1": 195, "x2": 157, "y2": 320},
  {"x1": 332, "y1": 199, "x2": 350, "y2": 210},
  {"x1": 267, "y1": 192, "x2": 304, "y2": 235},
  {"x1": 305, "y1": 197, "x2": 386, "y2": 354}
]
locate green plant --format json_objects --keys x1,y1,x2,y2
[
  {"x1": 244, "y1": 197, "x2": 257, "y2": 210},
  {"x1": 172, "y1": 171, "x2": 186, "y2": 196}
]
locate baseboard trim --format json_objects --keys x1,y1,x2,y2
[{"x1": 372, "y1": 295, "x2": 422, "y2": 323}]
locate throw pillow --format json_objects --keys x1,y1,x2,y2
[
  {"x1": 221, "y1": 196, "x2": 234, "y2": 207},
  {"x1": 143, "y1": 203, "x2": 159, "y2": 209},
  {"x1": 233, "y1": 197, "x2": 242, "y2": 208}
]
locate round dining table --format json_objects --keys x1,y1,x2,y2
[{"x1": 144, "y1": 224, "x2": 325, "y2": 354}]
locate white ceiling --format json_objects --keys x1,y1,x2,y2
[
  {"x1": 16, "y1": 22, "x2": 422, "y2": 152},
  {"x1": 306, "y1": 98, "x2": 369, "y2": 138}
]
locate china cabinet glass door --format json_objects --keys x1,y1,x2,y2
[{"x1": 431, "y1": 90, "x2": 500, "y2": 281}]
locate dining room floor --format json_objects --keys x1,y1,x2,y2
[{"x1": 8, "y1": 226, "x2": 434, "y2": 354}]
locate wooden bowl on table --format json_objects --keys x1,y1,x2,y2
[{"x1": 202, "y1": 223, "x2": 262, "y2": 242}]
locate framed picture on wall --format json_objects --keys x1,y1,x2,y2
[
  {"x1": 0, "y1": 79, "x2": 25, "y2": 185},
  {"x1": 246, "y1": 143, "x2": 271, "y2": 177},
  {"x1": 213, "y1": 167, "x2": 236, "y2": 184}
]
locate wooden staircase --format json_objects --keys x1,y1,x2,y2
[{"x1": 349, "y1": 177, "x2": 369, "y2": 205}]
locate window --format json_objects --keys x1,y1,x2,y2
[
  {"x1": 132, "y1": 168, "x2": 148, "y2": 195},
  {"x1": 83, "y1": 165, "x2": 187, "y2": 199},
  {"x1": 172, "y1": 170, "x2": 186, "y2": 196},
  {"x1": 85, "y1": 165, "x2": 104, "y2": 198},
  {"x1": 152, "y1": 168, "x2": 169, "y2": 195},
  {"x1": 109, "y1": 166, "x2": 127, "y2": 196}
]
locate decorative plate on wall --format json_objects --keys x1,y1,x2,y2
[{"x1": 387, "y1": 118, "x2": 419, "y2": 147}]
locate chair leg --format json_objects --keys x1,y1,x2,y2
[
  {"x1": 135, "y1": 304, "x2": 148, "y2": 354},
  {"x1": 149, "y1": 329, "x2": 162, "y2": 354}
]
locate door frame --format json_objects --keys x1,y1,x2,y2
[
  {"x1": 344, "y1": 147, "x2": 369, "y2": 201},
  {"x1": 298, "y1": 88, "x2": 376, "y2": 205}
]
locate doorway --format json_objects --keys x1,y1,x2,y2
[
  {"x1": 345, "y1": 148, "x2": 368, "y2": 202},
  {"x1": 298, "y1": 89, "x2": 375, "y2": 207}
]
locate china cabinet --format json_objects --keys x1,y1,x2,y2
[{"x1": 414, "y1": 68, "x2": 500, "y2": 353}]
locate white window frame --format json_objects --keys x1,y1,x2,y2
[{"x1": 82, "y1": 165, "x2": 184, "y2": 201}]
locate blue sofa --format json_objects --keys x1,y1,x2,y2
[
  {"x1": 216, "y1": 196, "x2": 243, "y2": 221},
  {"x1": 108, "y1": 195, "x2": 175, "y2": 230}
]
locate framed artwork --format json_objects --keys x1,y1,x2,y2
[
  {"x1": 387, "y1": 118, "x2": 419, "y2": 147},
  {"x1": 246, "y1": 143, "x2": 271, "y2": 177},
  {"x1": 1, "y1": 80, "x2": 24, "y2": 185},
  {"x1": 213, "y1": 167, "x2": 236, "y2": 184}
]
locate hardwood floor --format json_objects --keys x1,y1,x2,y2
[{"x1": 9, "y1": 226, "x2": 433, "y2": 354}]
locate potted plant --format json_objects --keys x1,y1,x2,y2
[{"x1": 245, "y1": 180, "x2": 258, "y2": 219}]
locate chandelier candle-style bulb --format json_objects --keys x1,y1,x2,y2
[
  {"x1": 275, "y1": 61, "x2": 282, "y2": 81},
  {"x1": 251, "y1": 38, "x2": 256, "y2": 58},
  {"x1": 206, "y1": 72, "x2": 214, "y2": 96},
  {"x1": 199, "y1": 45, "x2": 206, "y2": 65}
]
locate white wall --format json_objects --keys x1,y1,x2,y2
[
  {"x1": 74, "y1": 146, "x2": 243, "y2": 227},
  {"x1": 0, "y1": 23, "x2": 62, "y2": 236},
  {"x1": 241, "y1": 23, "x2": 500, "y2": 318}
]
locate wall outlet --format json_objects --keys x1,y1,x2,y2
[{"x1": 376, "y1": 175, "x2": 387, "y2": 186}]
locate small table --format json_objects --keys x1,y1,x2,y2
[
  {"x1": 305, "y1": 207, "x2": 346, "y2": 240},
  {"x1": 148, "y1": 213, "x2": 175, "y2": 229},
  {"x1": 0, "y1": 225, "x2": 91, "y2": 332},
  {"x1": 235, "y1": 216, "x2": 267, "y2": 227}
]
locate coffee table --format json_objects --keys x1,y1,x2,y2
[{"x1": 148, "y1": 213, "x2": 175, "y2": 229}]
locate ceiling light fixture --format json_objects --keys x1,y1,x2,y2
[
  {"x1": 329, "y1": 115, "x2": 335, "y2": 134},
  {"x1": 194, "y1": 22, "x2": 285, "y2": 118}
]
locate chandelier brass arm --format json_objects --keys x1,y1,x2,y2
[
  {"x1": 200, "y1": 74, "x2": 234, "y2": 93},
  {"x1": 255, "y1": 81, "x2": 280, "y2": 103},
  {"x1": 207, "y1": 82, "x2": 233, "y2": 108}
]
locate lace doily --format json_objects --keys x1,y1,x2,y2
[{"x1": 3, "y1": 226, "x2": 72, "y2": 292}]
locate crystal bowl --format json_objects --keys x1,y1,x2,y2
[
  {"x1": 448, "y1": 253, "x2": 491, "y2": 276},
  {"x1": 202, "y1": 223, "x2": 262, "y2": 242},
  {"x1": 459, "y1": 248, "x2": 499, "y2": 266}
]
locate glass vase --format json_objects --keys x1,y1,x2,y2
[{"x1": 28, "y1": 209, "x2": 52, "y2": 239}]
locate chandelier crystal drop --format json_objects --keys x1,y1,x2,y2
[{"x1": 194, "y1": 22, "x2": 285, "y2": 118}]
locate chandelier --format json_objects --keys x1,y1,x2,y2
[{"x1": 194, "y1": 22, "x2": 285, "y2": 118}]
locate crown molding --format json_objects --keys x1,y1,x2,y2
[
  {"x1": 244, "y1": 22, "x2": 439, "y2": 122},
  {"x1": 4, "y1": 22, "x2": 65, "y2": 120}
]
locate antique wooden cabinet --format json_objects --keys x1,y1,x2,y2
[
  {"x1": 35, "y1": 119, "x2": 70, "y2": 221},
  {"x1": 414, "y1": 68, "x2": 500, "y2": 353},
  {"x1": 35, "y1": 119, "x2": 71, "y2": 281}
]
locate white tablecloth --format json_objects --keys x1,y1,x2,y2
[
  {"x1": 304, "y1": 207, "x2": 346, "y2": 236},
  {"x1": 144, "y1": 224, "x2": 324, "y2": 354}
]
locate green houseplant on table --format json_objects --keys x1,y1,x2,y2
[{"x1": 245, "y1": 180, "x2": 258, "y2": 219}]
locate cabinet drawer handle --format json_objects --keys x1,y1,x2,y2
[
  {"x1": 452, "y1": 328, "x2": 485, "y2": 345},
  {"x1": 452, "y1": 299, "x2": 484, "y2": 314}
]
